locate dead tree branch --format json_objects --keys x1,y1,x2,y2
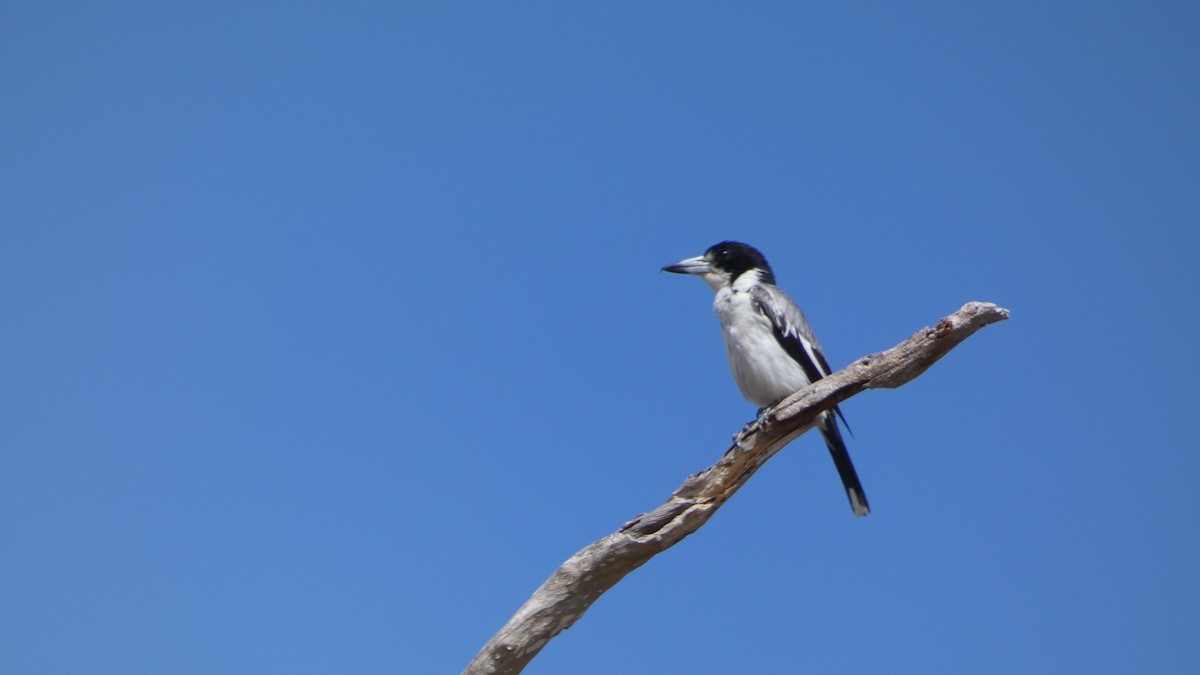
[{"x1": 464, "y1": 301, "x2": 1009, "y2": 675}]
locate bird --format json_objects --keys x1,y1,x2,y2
[{"x1": 662, "y1": 241, "x2": 869, "y2": 517}]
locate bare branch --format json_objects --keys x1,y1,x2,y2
[{"x1": 464, "y1": 302, "x2": 1009, "y2": 675}]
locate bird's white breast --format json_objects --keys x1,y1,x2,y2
[{"x1": 713, "y1": 287, "x2": 812, "y2": 407}]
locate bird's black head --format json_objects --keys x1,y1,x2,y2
[{"x1": 705, "y1": 241, "x2": 775, "y2": 285}]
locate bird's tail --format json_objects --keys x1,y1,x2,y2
[{"x1": 819, "y1": 409, "x2": 870, "y2": 517}]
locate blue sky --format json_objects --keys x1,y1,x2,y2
[{"x1": 3, "y1": 2, "x2": 1198, "y2": 673}]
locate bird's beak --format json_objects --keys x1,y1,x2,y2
[{"x1": 661, "y1": 255, "x2": 711, "y2": 275}]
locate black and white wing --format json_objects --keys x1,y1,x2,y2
[{"x1": 748, "y1": 284, "x2": 833, "y2": 383}]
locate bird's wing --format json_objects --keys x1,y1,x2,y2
[
  {"x1": 748, "y1": 285, "x2": 851, "y2": 431},
  {"x1": 748, "y1": 284, "x2": 830, "y2": 381}
]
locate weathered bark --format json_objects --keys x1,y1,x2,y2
[{"x1": 464, "y1": 302, "x2": 1009, "y2": 675}]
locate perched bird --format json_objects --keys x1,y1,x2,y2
[{"x1": 662, "y1": 241, "x2": 869, "y2": 517}]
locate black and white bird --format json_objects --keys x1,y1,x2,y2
[{"x1": 663, "y1": 241, "x2": 869, "y2": 517}]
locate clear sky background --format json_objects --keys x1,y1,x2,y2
[{"x1": 3, "y1": 2, "x2": 1198, "y2": 673}]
